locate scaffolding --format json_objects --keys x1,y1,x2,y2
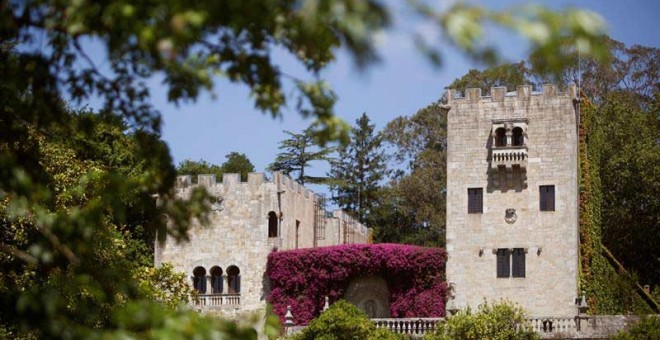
[{"x1": 314, "y1": 194, "x2": 326, "y2": 246}]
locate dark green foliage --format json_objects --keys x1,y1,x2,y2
[
  {"x1": 427, "y1": 301, "x2": 539, "y2": 340},
  {"x1": 330, "y1": 113, "x2": 388, "y2": 224},
  {"x1": 293, "y1": 300, "x2": 404, "y2": 340},
  {"x1": 612, "y1": 316, "x2": 660, "y2": 340},
  {"x1": 376, "y1": 104, "x2": 447, "y2": 247},
  {"x1": 578, "y1": 98, "x2": 655, "y2": 314},
  {"x1": 446, "y1": 62, "x2": 531, "y2": 95},
  {"x1": 596, "y1": 93, "x2": 659, "y2": 286},
  {"x1": 177, "y1": 159, "x2": 224, "y2": 183},
  {"x1": 269, "y1": 126, "x2": 335, "y2": 185},
  {"x1": 177, "y1": 152, "x2": 255, "y2": 182},
  {"x1": 221, "y1": 152, "x2": 256, "y2": 181}
]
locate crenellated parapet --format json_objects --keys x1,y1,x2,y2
[
  {"x1": 445, "y1": 84, "x2": 578, "y2": 104},
  {"x1": 174, "y1": 171, "x2": 320, "y2": 202}
]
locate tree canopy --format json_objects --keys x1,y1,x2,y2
[
  {"x1": 330, "y1": 113, "x2": 387, "y2": 224},
  {"x1": 268, "y1": 126, "x2": 334, "y2": 185},
  {"x1": 177, "y1": 152, "x2": 255, "y2": 182}
]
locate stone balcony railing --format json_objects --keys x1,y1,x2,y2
[
  {"x1": 372, "y1": 318, "x2": 444, "y2": 337},
  {"x1": 490, "y1": 146, "x2": 528, "y2": 170},
  {"x1": 284, "y1": 314, "x2": 658, "y2": 338},
  {"x1": 193, "y1": 294, "x2": 241, "y2": 308},
  {"x1": 524, "y1": 316, "x2": 577, "y2": 337}
]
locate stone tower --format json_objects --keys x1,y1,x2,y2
[{"x1": 445, "y1": 85, "x2": 579, "y2": 316}]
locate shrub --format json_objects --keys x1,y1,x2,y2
[
  {"x1": 266, "y1": 243, "x2": 447, "y2": 324},
  {"x1": 611, "y1": 316, "x2": 660, "y2": 340},
  {"x1": 426, "y1": 300, "x2": 539, "y2": 340},
  {"x1": 292, "y1": 300, "x2": 403, "y2": 340}
]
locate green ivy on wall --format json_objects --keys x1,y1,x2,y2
[{"x1": 578, "y1": 97, "x2": 653, "y2": 314}]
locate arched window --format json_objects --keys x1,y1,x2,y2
[
  {"x1": 495, "y1": 128, "x2": 507, "y2": 147},
  {"x1": 210, "y1": 266, "x2": 223, "y2": 294},
  {"x1": 268, "y1": 211, "x2": 278, "y2": 238},
  {"x1": 227, "y1": 265, "x2": 241, "y2": 294},
  {"x1": 512, "y1": 127, "x2": 524, "y2": 146},
  {"x1": 192, "y1": 266, "x2": 206, "y2": 294}
]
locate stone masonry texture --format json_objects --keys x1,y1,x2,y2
[{"x1": 154, "y1": 171, "x2": 369, "y2": 318}]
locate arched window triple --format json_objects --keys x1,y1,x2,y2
[
  {"x1": 210, "y1": 266, "x2": 223, "y2": 294},
  {"x1": 227, "y1": 265, "x2": 241, "y2": 294},
  {"x1": 268, "y1": 211, "x2": 278, "y2": 238},
  {"x1": 192, "y1": 266, "x2": 206, "y2": 294},
  {"x1": 495, "y1": 128, "x2": 507, "y2": 147}
]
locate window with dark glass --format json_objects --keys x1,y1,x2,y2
[
  {"x1": 192, "y1": 266, "x2": 207, "y2": 294},
  {"x1": 468, "y1": 188, "x2": 483, "y2": 214},
  {"x1": 497, "y1": 248, "x2": 526, "y2": 278},
  {"x1": 495, "y1": 128, "x2": 507, "y2": 147},
  {"x1": 512, "y1": 127, "x2": 524, "y2": 146},
  {"x1": 540, "y1": 185, "x2": 555, "y2": 211},
  {"x1": 210, "y1": 266, "x2": 223, "y2": 294},
  {"x1": 268, "y1": 211, "x2": 278, "y2": 238},
  {"x1": 496, "y1": 249, "x2": 510, "y2": 278},
  {"x1": 227, "y1": 266, "x2": 240, "y2": 294},
  {"x1": 512, "y1": 248, "x2": 526, "y2": 277}
]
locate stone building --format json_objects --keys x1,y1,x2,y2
[
  {"x1": 445, "y1": 85, "x2": 580, "y2": 317},
  {"x1": 154, "y1": 171, "x2": 370, "y2": 317}
]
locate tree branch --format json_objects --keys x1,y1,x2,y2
[{"x1": 0, "y1": 243, "x2": 38, "y2": 265}]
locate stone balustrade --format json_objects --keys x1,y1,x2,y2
[
  {"x1": 372, "y1": 318, "x2": 444, "y2": 337},
  {"x1": 283, "y1": 314, "x2": 658, "y2": 338},
  {"x1": 490, "y1": 146, "x2": 528, "y2": 169},
  {"x1": 193, "y1": 294, "x2": 241, "y2": 308},
  {"x1": 524, "y1": 316, "x2": 577, "y2": 337}
]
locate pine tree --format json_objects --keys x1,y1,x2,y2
[
  {"x1": 268, "y1": 126, "x2": 334, "y2": 185},
  {"x1": 330, "y1": 113, "x2": 388, "y2": 223}
]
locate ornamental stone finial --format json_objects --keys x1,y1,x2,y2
[
  {"x1": 323, "y1": 296, "x2": 330, "y2": 312},
  {"x1": 284, "y1": 305, "x2": 294, "y2": 326}
]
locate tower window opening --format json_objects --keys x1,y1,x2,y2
[
  {"x1": 268, "y1": 211, "x2": 278, "y2": 238},
  {"x1": 192, "y1": 266, "x2": 207, "y2": 294},
  {"x1": 495, "y1": 128, "x2": 507, "y2": 147},
  {"x1": 540, "y1": 185, "x2": 555, "y2": 211},
  {"x1": 227, "y1": 266, "x2": 241, "y2": 294},
  {"x1": 512, "y1": 127, "x2": 524, "y2": 146},
  {"x1": 210, "y1": 266, "x2": 223, "y2": 294},
  {"x1": 468, "y1": 188, "x2": 483, "y2": 214}
]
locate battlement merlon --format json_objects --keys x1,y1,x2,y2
[
  {"x1": 445, "y1": 84, "x2": 578, "y2": 104},
  {"x1": 174, "y1": 172, "x2": 318, "y2": 201}
]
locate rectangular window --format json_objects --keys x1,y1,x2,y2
[
  {"x1": 295, "y1": 220, "x2": 300, "y2": 249},
  {"x1": 496, "y1": 249, "x2": 510, "y2": 278},
  {"x1": 468, "y1": 188, "x2": 483, "y2": 214},
  {"x1": 540, "y1": 185, "x2": 555, "y2": 211},
  {"x1": 512, "y1": 248, "x2": 526, "y2": 278}
]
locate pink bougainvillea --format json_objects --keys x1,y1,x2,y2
[{"x1": 266, "y1": 243, "x2": 447, "y2": 325}]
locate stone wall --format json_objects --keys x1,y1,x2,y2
[
  {"x1": 445, "y1": 85, "x2": 580, "y2": 316},
  {"x1": 155, "y1": 171, "x2": 369, "y2": 318}
]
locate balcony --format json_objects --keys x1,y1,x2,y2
[
  {"x1": 490, "y1": 146, "x2": 528, "y2": 170},
  {"x1": 193, "y1": 293, "x2": 241, "y2": 309}
]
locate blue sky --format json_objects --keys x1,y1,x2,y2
[{"x1": 158, "y1": 0, "x2": 659, "y2": 182}]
